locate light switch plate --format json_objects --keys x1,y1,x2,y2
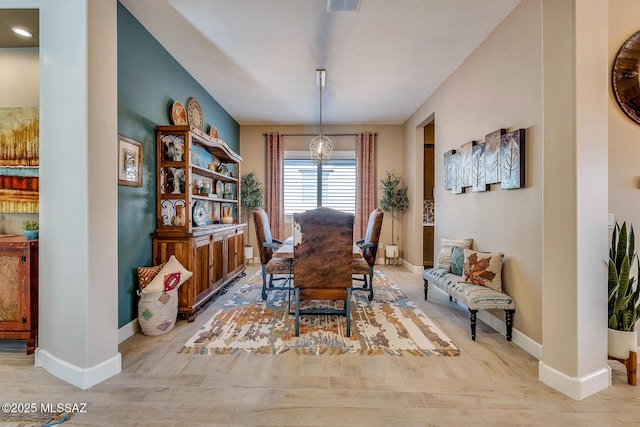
[{"x1": 608, "y1": 213, "x2": 615, "y2": 229}]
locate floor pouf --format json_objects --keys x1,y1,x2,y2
[{"x1": 138, "y1": 288, "x2": 179, "y2": 336}]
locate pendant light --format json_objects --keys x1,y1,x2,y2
[{"x1": 310, "y1": 68, "x2": 333, "y2": 164}]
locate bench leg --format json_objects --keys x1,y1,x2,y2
[
  {"x1": 505, "y1": 309, "x2": 515, "y2": 341},
  {"x1": 469, "y1": 309, "x2": 478, "y2": 341},
  {"x1": 423, "y1": 280, "x2": 429, "y2": 300}
]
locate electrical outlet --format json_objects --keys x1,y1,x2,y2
[{"x1": 608, "y1": 213, "x2": 615, "y2": 229}]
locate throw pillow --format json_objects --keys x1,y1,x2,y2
[
  {"x1": 450, "y1": 246, "x2": 465, "y2": 276},
  {"x1": 142, "y1": 255, "x2": 193, "y2": 294},
  {"x1": 137, "y1": 261, "x2": 167, "y2": 291},
  {"x1": 436, "y1": 237, "x2": 473, "y2": 270},
  {"x1": 462, "y1": 249, "x2": 504, "y2": 292}
]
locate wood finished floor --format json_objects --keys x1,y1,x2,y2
[{"x1": 0, "y1": 264, "x2": 637, "y2": 426}]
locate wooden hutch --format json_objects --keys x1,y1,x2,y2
[{"x1": 152, "y1": 125, "x2": 246, "y2": 321}]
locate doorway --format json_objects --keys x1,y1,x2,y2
[{"x1": 423, "y1": 122, "x2": 435, "y2": 267}]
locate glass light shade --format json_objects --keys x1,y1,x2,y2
[{"x1": 309, "y1": 134, "x2": 333, "y2": 164}]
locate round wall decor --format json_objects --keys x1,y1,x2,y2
[{"x1": 612, "y1": 30, "x2": 640, "y2": 125}]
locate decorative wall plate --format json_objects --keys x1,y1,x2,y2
[
  {"x1": 209, "y1": 125, "x2": 219, "y2": 139},
  {"x1": 612, "y1": 30, "x2": 640, "y2": 125},
  {"x1": 170, "y1": 101, "x2": 187, "y2": 125},
  {"x1": 186, "y1": 97, "x2": 204, "y2": 130},
  {"x1": 193, "y1": 200, "x2": 208, "y2": 227}
]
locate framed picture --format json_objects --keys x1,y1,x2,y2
[
  {"x1": 460, "y1": 141, "x2": 475, "y2": 188},
  {"x1": 118, "y1": 135, "x2": 143, "y2": 187},
  {"x1": 443, "y1": 149, "x2": 456, "y2": 190},
  {"x1": 485, "y1": 128, "x2": 505, "y2": 184},
  {"x1": 500, "y1": 129, "x2": 526, "y2": 189},
  {"x1": 472, "y1": 143, "x2": 488, "y2": 192},
  {"x1": 450, "y1": 152, "x2": 463, "y2": 194}
]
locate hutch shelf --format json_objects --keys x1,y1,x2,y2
[{"x1": 152, "y1": 125, "x2": 246, "y2": 321}]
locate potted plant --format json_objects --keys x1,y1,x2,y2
[
  {"x1": 379, "y1": 170, "x2": 409, "y2": 261},
  {"x1": 608, "y1": 221, "x2": 640, "y2": 360},
  {"x1": 240, "y1": 172, "x2": 264, "y2": 263},
  {"x1": 22, "y1": 220, "x2": 39, "y2": 240}
]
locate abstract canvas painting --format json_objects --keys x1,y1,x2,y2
[
  {"x1": 485, "y1": 128, "x2": 505, "y2": 184},
  {"x1": 460, "y1": 141, "x2": 474, "y2": 188},
  {"x1": 500, "y1": 129, "x2": 526, "y2": 189},
  {"x1": 0, "y1": 108, "x2": 39, "y2": 213},
  {"x1": 472, "y1": 143, "x2": 488, "y2": 192},
  {"x1": 443, "y1": 149, "x2": 456, "y2": 190}
]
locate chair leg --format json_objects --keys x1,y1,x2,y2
[
  {"x1": 469, "y1": 309, "x2": 478, "y2": 341},
  {"x1": 505, "y1": 309, "x2": 515, "y2": 341},
  {"x1": 423, "y1": 280, "x2": 429, "y2": 300},
  {"x1": 367, "y1": 267, "x2": 374, "y2": 301},
  {"x1": 345, "y1": 287, "x2": 352, "y2": 337},
  {"x1": 261, "y1": 265, "x2": 268, "y2": 300},
  {"x1": 294, "y1": 288, "x2": 300, "y2": 337}
]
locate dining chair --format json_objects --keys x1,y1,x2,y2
[
  {"x1": 352, "y1": 208, "x2": 384, "y2": 301},
  {"x1": 292, "y1": 207, "x2": 354, "y2": 337},
  {"x1": 253, "y1": 208, "x2": 291, "y2": 300}
]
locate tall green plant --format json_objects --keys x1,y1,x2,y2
[
  {"x1": 240, "y1": 172, "x2": 263, "y2": 247},
  {"x1": 608, "y1": 222, "x2": 640, "y2": 331},
  {"x1": 379, "y1": 170, "x2": 409, "y2": 245}
]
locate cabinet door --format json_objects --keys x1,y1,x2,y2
[
  {"x1": 193, "y1": 235, "x2": 213, "y2": 304},
  {"x1": 211, "y1": 234, "x2": 224, "y2": 291},
  {"x1": 0, "y1": 248, "x2": 29, "y2": 331},
  {"x1": 423, "y1": 226, "x2": 434, "y2": 268},
  {"x1": 226, "y1": 228, "x2": 245, "y2": 278}
]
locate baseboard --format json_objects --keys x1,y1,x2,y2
[
  {"x1": 118, "y1": 318, "x2": 139, "y2": 343},
  {"x1": 476, "y1": 310, "x2": 542, "y2": 360},
  {"x1": 429, "y1": 284, "x2": 542, "y2": 360},
  {"x1": 538, "y1": 360, "x2": 611, "y2": 400},
  {"x1": 35, "y1": 349, "x2": 121, "y2": 390}
]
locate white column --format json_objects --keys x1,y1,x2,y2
[
  {"x1": 36, "y1": 0, "x2": 120, "y2": 389},
  {"x1": 539, "y1": 0, "x2": 609, "y2": 400}
]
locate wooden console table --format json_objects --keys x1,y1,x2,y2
[{"x1": 0, "y1": 236, "x2": 38, "y2": 354}]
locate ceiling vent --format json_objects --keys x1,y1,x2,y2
[{"x1": 327, "y1": 0, "x2": 360, "y2": 12}]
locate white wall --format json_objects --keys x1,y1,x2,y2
[
  {"x1": 404, "y1": 0, "x2": 543, "y2": 342},
  {"x1": 609, "y1": 0, "x2": 640, "y2": 332},
  {"x1": 0, "y1": 48, "x2": 39, "y2": 234}
]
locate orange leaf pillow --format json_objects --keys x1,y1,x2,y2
[{"x1": 462, "y1": 249, "x2": 504, "y2": 292}]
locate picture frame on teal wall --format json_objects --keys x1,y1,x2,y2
[{"x1": 118, "y1": 134, "x2": 143, "y2": 187}]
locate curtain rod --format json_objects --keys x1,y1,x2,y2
[{"x1": 262, "y1": 133, "x2": 378, "y2": 137}]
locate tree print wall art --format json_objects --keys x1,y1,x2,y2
[
  {"x1": 0, "y1": 107, "x2": 39, "y2": 213},
  {"x1": 500, "y1": 129, "x2": 525, "y2": 189},
  {"x1": 484, "y1": 128, "x2": 505, "y2": 184},
  {"x1": 450, "y1": 152, "x2": 462, "y2": 194},
  {"x1": 443, "y1": 149, "x2": 456, "y2": 190},
  {"x1": 460, "y1": 141, "x2": 475, "y2": 188},
  {"x1": 472, "y1": 143, "x2": 488, "y2": 192}
]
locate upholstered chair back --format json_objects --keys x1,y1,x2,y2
[
  {"x1": 293, "y1": 207, "x2": 354, "y2": 301},
  {"x1": 253, "y1": 208, "x2": 276, "y2": 265},
  {"x1": 361, "y1": 208, "x2": 383, "y2": 267}
]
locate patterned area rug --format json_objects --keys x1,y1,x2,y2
[{"x1": 181, "y1": 271, "x2": 459, "y2": 356}]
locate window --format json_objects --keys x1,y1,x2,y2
[{"x1": 283, "y1": 151, "x2": 356, "y2": 220}]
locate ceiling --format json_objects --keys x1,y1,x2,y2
[
  {"x1": 2, "y1": 2, "x2": 523, "y2": 126},
  {"x1": 121, "y1": 0, "x2": 521, "y2": 125},
  {"x1": 0, "y1": 9, "x2": 39, "y2": 48}
]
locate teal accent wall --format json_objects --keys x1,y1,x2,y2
[{"x1": 117, "y1": 3, "x2": 239, "y2": 327}]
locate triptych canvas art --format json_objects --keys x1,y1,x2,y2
[{"x1": 444, "y1": 128, "x2": 525, "y2": 194}]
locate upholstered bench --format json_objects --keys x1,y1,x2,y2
[{"x1": 423, "y1": 267, "x2": 516, "y2": 341}]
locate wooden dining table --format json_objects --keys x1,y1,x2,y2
[{"x1": 273, "y1": 236, "x2": 363, "y2": 259}]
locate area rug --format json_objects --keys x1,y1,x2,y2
[{"x1": 180, "y1": 271, "x2": 459, "y2": 356}]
